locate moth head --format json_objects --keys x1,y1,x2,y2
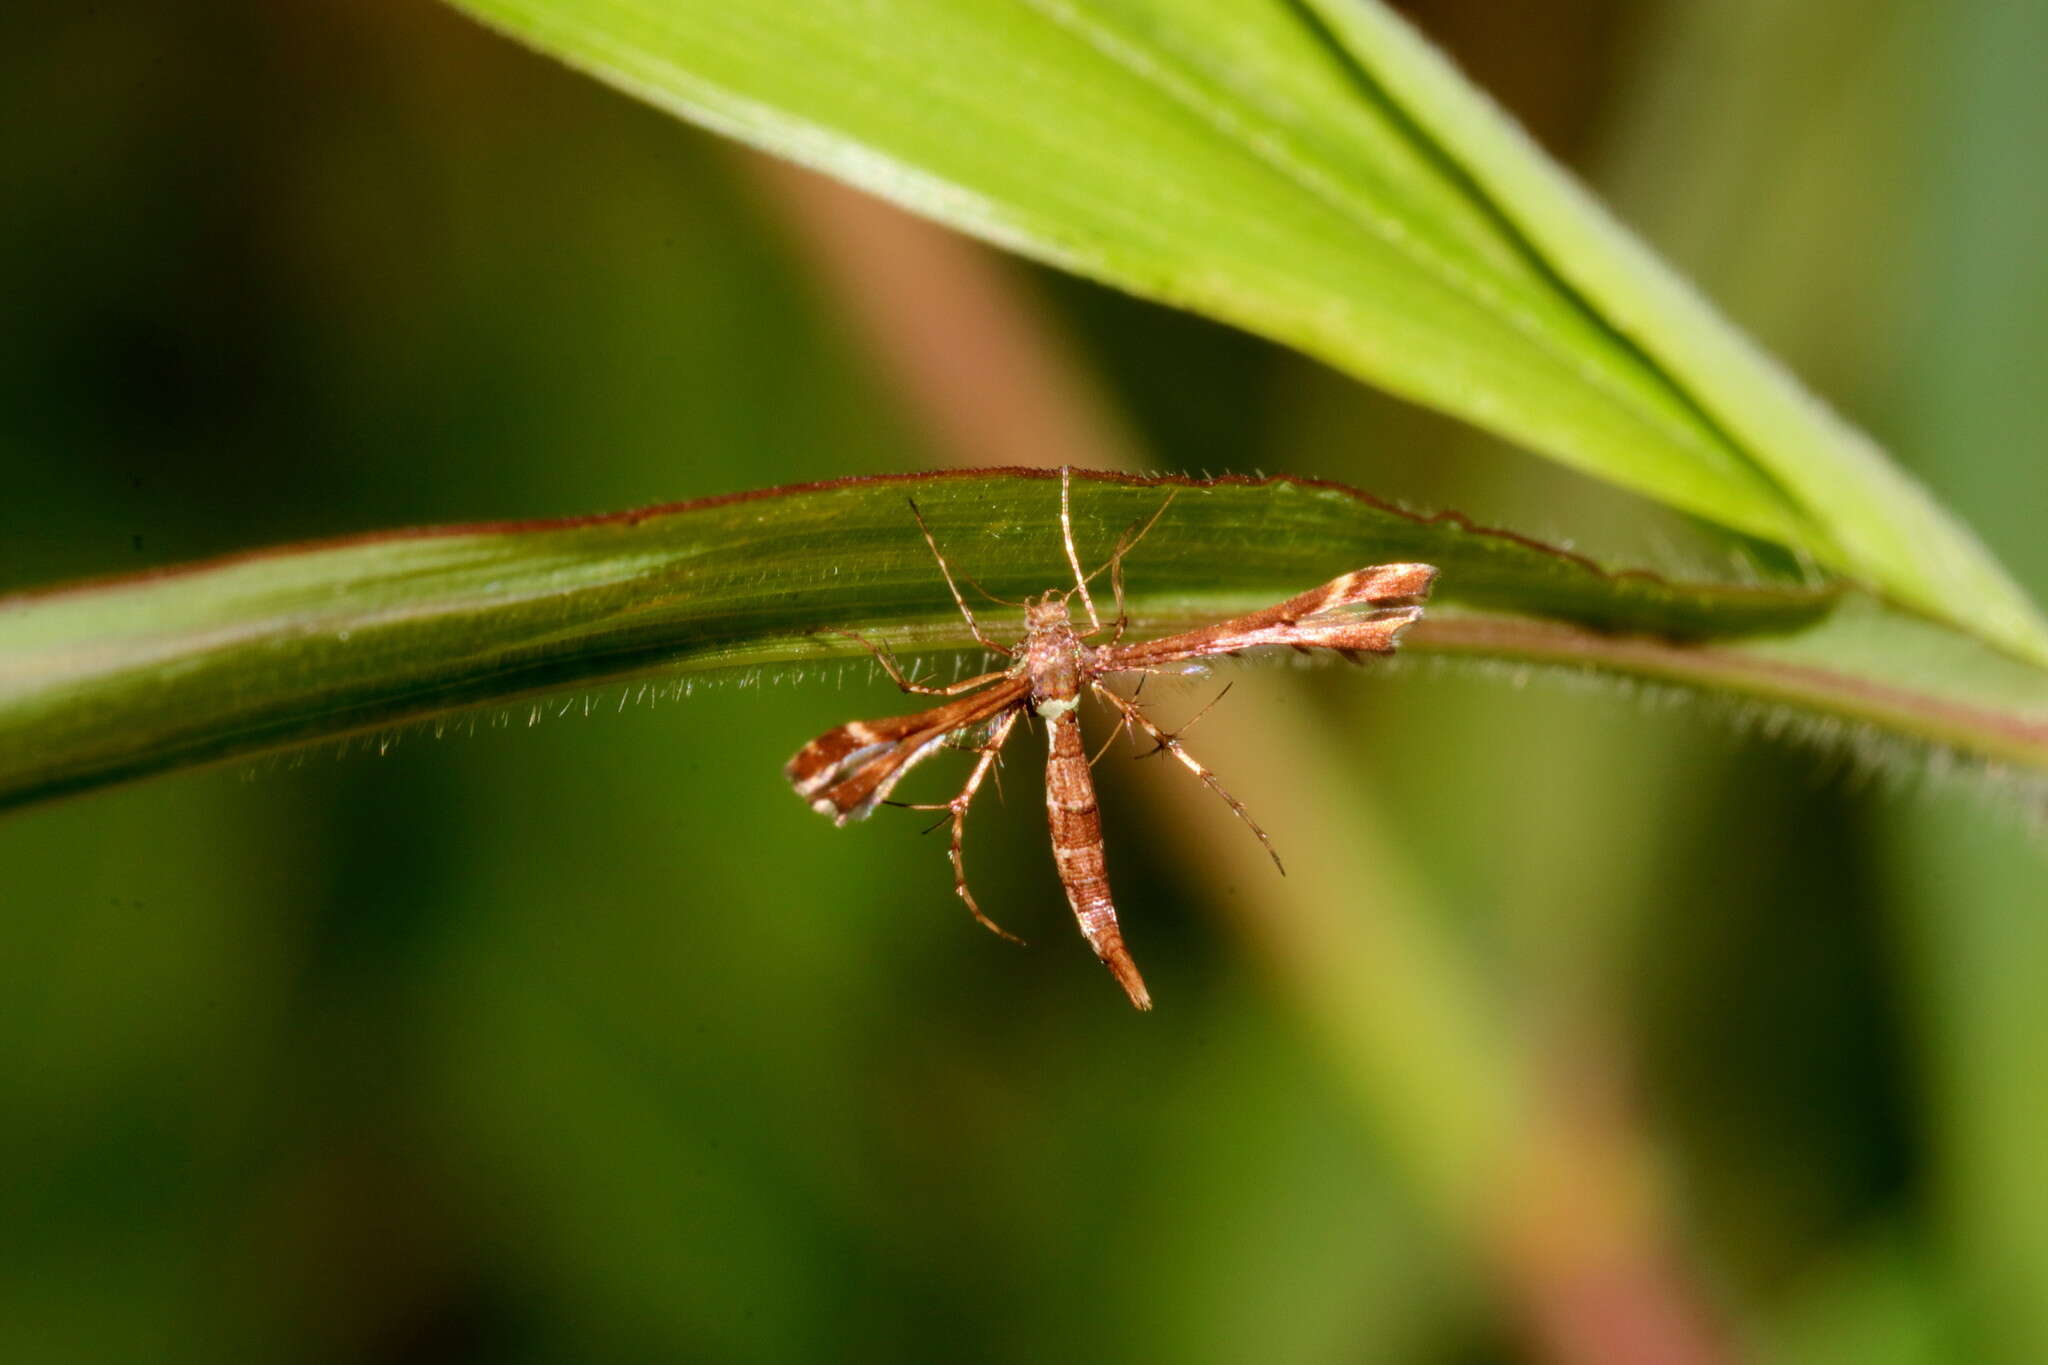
[{"x1": 1025, "y1": 593, "x2": 1073, "y2": 630}]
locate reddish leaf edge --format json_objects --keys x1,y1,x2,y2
[{"x1": 4, "y1": 466, "x2": 1831, "y2": 616}]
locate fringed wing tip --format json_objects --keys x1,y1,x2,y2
[
  {"x1": 1381, "y1": 603, "x2": 1427, "y2": 641},
  {"x1": 1349, "y1": 562, "x2": 1438, "y2": 609}
]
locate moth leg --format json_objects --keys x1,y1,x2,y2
[
  {"x1": 1088, "y1": 705, "x2": 1132, "y2": 766},
  {"x1": 829, "y1": 629, "x2": 1012, "y2": 697},
  {"x1": 1090, "y1": 682, "x2": 1284, "y2": 875},
  {"x1": 1112, "y1": 495, "x2": 1176, "y2": 646},
  {"x1": 1136, "y1": 682, "x2": 1232, "y2": 753},
  {"x1": 907, "y1": 497, "x2": 1018, "y2": 657},
  {"x1": 1103, "y1": 526, "x2": 1132, "y2": 647},
  {"x1": 1081, "y1": 492, "x2": 1177, "y2": 647},
  {"x1": 899, "y1": 710, "x2": 1024, "y2": 943}
]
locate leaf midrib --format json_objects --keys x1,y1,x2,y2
[{"x1": 1018, "y1": 0, "x2": 1817, "y2": 544}]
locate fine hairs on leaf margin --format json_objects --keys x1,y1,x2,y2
[
  {"x1": 234, "y1": 642, "x2": 2047, "y2": 830},
  {"x1": 1385, "y1": 651, "x2": 2048, "y2": 827}
]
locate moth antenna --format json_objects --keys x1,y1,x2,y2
[{"x1": 1058, "y1": 466, "x2": 1101, "y2": 633}]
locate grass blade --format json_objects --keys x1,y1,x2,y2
[
  {"x1": 443, "y1": 0, "x2": 2048, "y2": 665},
  {"x1": 4, "y1": 471, "x2": 2040, "y2": 812}
]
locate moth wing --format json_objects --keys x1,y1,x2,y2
[
  {"x1": 1288, "y1": 562, "x2": 1437, "y2": 618},
  {"x1": 1099, "y1": 562, "x2": 1437, "y2": 672},
  {"x1": 785, "y1": 678, "x2": 1028, "y2": 824}
]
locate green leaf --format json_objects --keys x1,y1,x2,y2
[
  {"x1": 4, "y1": 471, "x2": 2041, "y2": 813},
  {"x1": 442, "y1": 0, "x2": 2048, "y2": 666}
]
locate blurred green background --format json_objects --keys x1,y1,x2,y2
[{"x1": 3, "y1": 1, "x2": 2044, "y2": 1361}]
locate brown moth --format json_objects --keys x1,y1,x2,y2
[{"x1": 786, "y1": 471, "x2": 1437, "y2": 1010}]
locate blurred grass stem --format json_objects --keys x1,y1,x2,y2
[{"x1": 752, "y1": 153, "x2": 1736, "y2": 1364}]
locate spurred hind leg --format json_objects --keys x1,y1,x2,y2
[{"x1": 1090, "y1": 683, "x2": 1283, "y2": 875}]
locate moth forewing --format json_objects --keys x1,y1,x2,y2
[
  {"x1": 1292, "y1": 562, "x2": 1438, "y2": 615},
  {"x1": 785, "y1": 677, "x2": 1027, "y2": 824},
  {"x1": 1099, "y1": 563, "x2": 1438, "y2": 673}
]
